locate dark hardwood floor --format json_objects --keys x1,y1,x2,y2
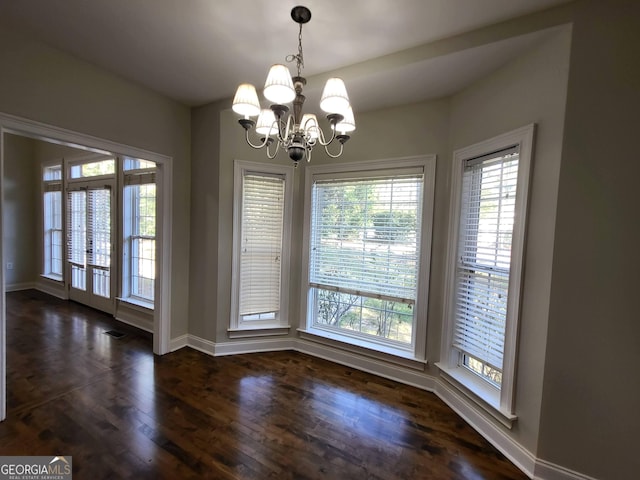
[{"x1": 0, "y1": 290, "x2": 528, "y2": 479}]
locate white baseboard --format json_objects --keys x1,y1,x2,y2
[
  {"x1": 115, "y1": 304, "x2": 153, "y2": 333},
  {"x1": 114, "y1": 315, "x2": 153, "y2": 333},
  {"x1": 168, "y1": 334, "x2": 593, "y2": 480},
  {"x1": 187, "y1": 334, "x2": 217, "y2": 355},
  {"x1": 169, "y1": 334, "x2": 189, "y2": 352},
  {"x1": 295, "y1": 338, "x2": 437, "y2": 392},
  {"x1": 6, "y1": 282, "x2": 36, "y2": 292},
  {"x1": 35, "y1": 281, "x2": 67, "y2": 300},
  {"x1": 436, "y1": 378, "x2": 537, "y2": 477},
  {"x1": 534, "y1": 459, "x2": 599, "y2": 480}
]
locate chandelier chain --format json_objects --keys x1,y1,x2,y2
[{"x1": 285, "y1": 23, "x2": 304, "y2": 78}]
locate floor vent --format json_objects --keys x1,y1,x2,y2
[{"x1": 104, "y1": 330, "x2": 126, "y2": 338}]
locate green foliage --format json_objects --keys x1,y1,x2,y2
[
  {"x1": 137, "y1": 184, "x2": 156, "y2": 236},
  {"x1": 315, "y1": 288, "x2": 413, "y2": 344},
  {"x1": 318, "y1": 183, "x2": 375, "y2": 240},
  {"x1": 371, "y1": 210, "x2": 417, "y2": 242}
]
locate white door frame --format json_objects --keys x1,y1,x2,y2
[
  {"x1": 66, "y1": 180, "x2": 116, "y2": 314},
  {"x1": 0, "y1": 112, "x2": 173, "y2": 421}
]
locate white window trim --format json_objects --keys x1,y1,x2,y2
[
  {"x1": 300, "y1": 155, "x2": 437, "y2": 362},
  {"x1": 121, "y1": 168, "x2": 157, "y2": 308},
  {"x1": 41, "y1": 161, "x2": 64, "y2": 281},
  {"x1": 437, "y1": 124, "x2": 535, "y2": 426},
  {"x1": 229, "y1": 160, "x2": 294, "y2": 336}
]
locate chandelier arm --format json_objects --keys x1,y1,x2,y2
[
  {"x1": 244, "y1": 130, "x2": 273, "y2": 150},
  {"x1": 323, "y1": 142, "x2": 345, "y2": 159},
  {"x1": 266, "y1": 140, "x2": 280, "y2": 159},
  {"x1": 315, "y1": 124, "x2": 338, "y2": 147}
]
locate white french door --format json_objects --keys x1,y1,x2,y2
[{"x1": 66, "y1": 180, "x2": 115, "y2": 314}]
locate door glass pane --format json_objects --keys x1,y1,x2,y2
[
  {"x1": 89, "y1": 189, "x2": 111, "y2": 268},
  {"x1": 93, "y1": 269, "x2": 110, "y2": 298},
  {"x1": 71, "y1": 265, "x2": 86, "y2": 291},
  {"x1": 68, "y1": 191, "x2": 87, "y2": 290},
  {"x1": 89, "y1": 189, "x2": 111, "y2": 298}
]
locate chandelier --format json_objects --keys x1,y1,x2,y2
[{"x1": 232, "y1": 5, "x2": 355, "y2": 165}]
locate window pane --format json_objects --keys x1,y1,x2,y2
[
  {"x1": 43, "y1": 165, "x2": 62, "y2": 181},
  {"x1": 452, "y1": 151, "x2": 519, "y2": 375},
  {"x1": 70, "y1": 158, "x2": 115, "y2": 178},
  {"x1": 239, "y1": 174, "x2": 285, "y2": 317},
  {"x1": 314, "y1": 288, "x2": 413, "y2": 344},
  {"x1": 123, "y1": 157, "x2": 156, "y2": 171},
  {"x1": 310, "y1": 174, "x2": 422, "y2": 345},
  {"x1": 132, "y1": 237, "x2": 155, "y2": 301},
  {"x1": 124, "y1": 183, "x2": 156, "y2": 303},
  {"x1": 43, "y1": 190, "x2": 63, "y2": 278},
  {"x1": 463, "y1": 353, "x2": 502, "y2": 387},
  {"x1": 136, "y1": 184, "x2": 156, "y2": 236}
]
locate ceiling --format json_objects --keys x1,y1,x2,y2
[{"x1": 0, "y1": 0, "x2": 571, "y2": 110}]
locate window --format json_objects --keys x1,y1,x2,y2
[
  {"x1": 438, "y1": 125, "x2": 534, "y2": 422},
  {"x1": 230, "y1": 161, "x2": 293, "y2": 335},
  {"x1": 42, "y1": 165, "x2": 63, "y2": 280},
  {"x1": 122, "y1": 167, "x2": 156, "y2": 306},
  {"x1": 301, "y1": 157, "x2": 436, "y2": 360},
  {"x1": 69, "y1": 157, "x2": 115, "y2": 178}
]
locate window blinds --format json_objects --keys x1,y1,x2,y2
[
  {"x1": 309, "y1": 174, "x2": 422, "y2": 304},
  {"x1": 453, "y1": 147, "x2": 519, "y2": 370},
  {"x1": 88, "y1": 188, "x2": 111, "y2": 269},
  {"x1": 67, "y1": 190, "x2": 87, "y2": 266},
  {"x1": 239, "y1": 174, "x2": 285, "y2": 316}
]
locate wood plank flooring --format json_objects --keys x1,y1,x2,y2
[{"x1": 0, "y1": 290, "x2": 528, "y2": 479}]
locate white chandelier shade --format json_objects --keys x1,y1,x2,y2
[
  {"x1": 263, "y1": 64, "x2": 296, "y2": 104},
  {"x1": 231, "y1": 84, "x2": 261, "y2": 117},
  {"x1": 320, "y1": 78, "x2": 350, "y2": 114},
  {"x1": 256, "y1": 109, "x2": 278, "y2": 136},
  {"x1": 231, "y1": 5, "x2": 355, "y2": 164},
  {"x1": 335, "y1": 105, "x2": 356, "y2": 134}
]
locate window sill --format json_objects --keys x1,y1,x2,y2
[
  {"x1": 228, "y1": 326, "x2": 290, "y2": 339},
  {"x1": 435, "y1": 362, "x2": 517, "y2": 429},
  {"x1": 298, "y1": 327, "x2": 426, "y2": 371},
  {"x1": 40, "y1": 274, "x2": 63, "y2": 282},
  {"x1": 117, "y1": 297, "x2": 154, "y2": 311}
]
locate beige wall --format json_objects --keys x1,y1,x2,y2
[
  {"x1": 0, "y1": 25, "x2": 192, "y2": 338},
  {"x1": 189, "y1": 100, "x2": 225, "y2": 341},
  {"x1": 2, "y1": 134, "x2": 37, "y2": 287},
  {"x1": 538, "y1": 1, "x2": 640, "y2": 478}
]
